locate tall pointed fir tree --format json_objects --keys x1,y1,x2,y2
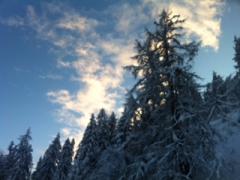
[
  {"x1": 234, "y1": 36, "x2": 240, "y2": 74},
  {"x1": 0, "y1": 151, "x2": 6, "y2": 179},
  {"x1": 204, "y1": 72, "x2": 231, "y2": 120},
  {"x1": 108, "y1": 112, "x2": 117, "y2": 144},
  {"x1": 96, "y1": 109, "x2": 110, "y2": 150},
  {"x1": 204, "y1": 72, "x2": 238, "y2": 121},
  {"x1": 8, "y1": 129, "x2": 32, "y2": 180},
  {"x1": 206, "y1": 37, "x2": 240, "y2": 118},
  {"x1": 70, "y1": 114, "x2": 99, "y2": 180},
  {"x1": 31, "y1": 156, "x2": 43, "y2": 180},
  {"x1": 3, "y1": 141, "x2": 17, "y2": 179},
  {"x1": 121, "y1": 10, "x2": 216, "y2": 179},
  {"x1": 54, "y1": 138, "x2": 75, "y2": 180},
  {"x1": 32, "y1": 133, "x2": 61, "y2": 180},
  {"x1": 115, "y1": 93, "x2": 138, "y2": 146},
  {"x1": 232, "y1": 36, "x2": 240, "y2": 102}
]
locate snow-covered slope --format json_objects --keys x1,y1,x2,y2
[{"x1": 212, "y1": 110, "x2": 240, "y2": 180}]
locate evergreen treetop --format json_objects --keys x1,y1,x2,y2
[
  {"x1": 9, "y1": 129, "x2": 33, "y2": 180},
  {"x1": 234, "y1": 36, "x2": 240, "y2": 74}
]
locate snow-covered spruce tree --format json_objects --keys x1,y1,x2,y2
[
  {"x1": 115, "y1": 93, "x2": 138, "y2": 146},
  {"x1": 204, "y1": 72, "x2": 230, "y2": 120},
  {"x1": 204, "y1": 37, "x2": 240, "y2": 119},
  {"x1": 121, "y1": 10, "x2": 216, "y2": 180},
  {"x1": 0, "y1": 151, "x2": 6, "y2": 179},
  {"x1": 234, "y1": 36, "x2": 240, "y2": 74},
  {"x1": 70, "y1": 114, "x2": 99, "y2": 180},
  {"x1": 3, "y1": 141, "x2": 17, "y2": 179},
  {"x1": 54, "y1": 138, "x2": 74, "y2": 180},
  {"x1": 206, "y1": 37, "x2": 240, "y2": 118},
  {"x1": 108, "y1": 112, "x2": 117, "y2": 144},
  {"x1": 34, "y1": 133, "x2": 61, "y2": 180},
  {"x1": 96, "y1": 109, "x2": 111, "y2": 150},
  {"x1": 31, "y1": 156, "x2": 43, "y2": 180},
  {"x1": 8, "y1": 129, "x2": 33, "y2": 180},
  {"x1": 231, "y1": 36, "x2": 240, "y2": 103},
  {"x1": 80, "y1": 109, "x2": 113, "y2": 178}
]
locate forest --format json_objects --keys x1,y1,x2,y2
[{"x1": 1, "y1": 10, "x2": 240, "y2": 180}]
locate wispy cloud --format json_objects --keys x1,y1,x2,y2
[
  {"x1": 2, "y1": 0, "x2": 225, "y2": 143},
  {"x1": 0, "y1": 16, "x2": 25, "y2": 27},
  {"x1": 143, "y1": 0, "x2": 224, "y2": 50},
  {"x1": 57, "y1": 14, "x2": 99, "y2": 33},
  {"x1": 14, "y1": 67, "x2": 31, "y2": 73},
  {"x1": 113, "y1": 3, "x2": 150, "y2": 34},
  {"x1": 114, "y1": 0, "x2": 224, "y2": 50},
  {"x1": 19, "y1": 4, "x2": 135, "y2": 143},
  {"x1": 47, "y1": 37, "x2": 135, "y2": 143},
  {"x1": 39, "y1": 74, "x2": 63, "y2": 80}
]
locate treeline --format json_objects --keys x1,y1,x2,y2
[
  {"x1": 1, "y1": 10, "x2": 240, "y2": 180},
  {"x1": 0, "y1": 129, "x2": 32, "y2": 180}
]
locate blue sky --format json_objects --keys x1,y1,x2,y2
[{"x1": 0, "y1": 0, "x2": 240, "y2": 163}]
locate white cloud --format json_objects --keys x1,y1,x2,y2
[
  {"x1": 57, "y1": 14, "x2": 98, "y2": 33},
  {"x1": 0, "y1": 16, "x2": 25, "y2": 27},
  {"x1": 39, "y1": 74, "x2": 63, "y2": 80},
  {"x1": 114, "y1": 0, "x2": 224, "y2": 50},
  {"x1": 48, "y1": 90, "x2": 72, "y2": 107},
  {"x1": 61, "y1": 127, "x2": 71, "y2": 137},
  {"x1": 57, "y1": 59, "x2": 72, "y2": 68},
  {"x1": 114, "y1": 3, "x2": 150, "y2": 34},
  {"x1": 47, "y1": 37, "x2": 135, "y2": 143},
  {"x1": 143, "y1": 0, "x2": 224, "y2": 50},
  {"x1": 25, "y1": 5, "x2": 71, "y2": 48}
]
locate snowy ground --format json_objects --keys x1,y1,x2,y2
[{"x1": 213, "y1": 111, "x2": 240, "y2": 180}]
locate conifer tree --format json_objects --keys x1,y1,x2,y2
[
  {"x1": 122, "y1": 10, "x2": 216, "y2": 179},
  {"x1": 77, "y1": 114, "x2": 98, "y2": 162},
  {"x1": 204, "y1": 72, "x2": 230, "y2": 120},
  {"x1": 96, "y1": 109, "x2": 111, "y2": 150},
  {"x1": 108, "y1": 112, "x2": 117, "y2": 144},
  {"x1": 4, "y1": 141, "x2": 17, "y2": 179},
  {"x1": 31, "y1": 156, "x2": 43, "y2": 180},
  {"x1": 126, "y1": 11, "x2": 200, "y2": 126},
  {"x1": 35, "y1": 133, "x2": 61, "y2": 180},
  {"x1": 54, "y1": 138, "x2": 74, "y2": 180},
  {"x1": 231, "y1": 36, "x2": 240, "y2": 102},
  {"x1": 115, "y1": 93, "x2": 138, "y2": 145},
  {"x1": 0, "y1": 152, "x2": 6, "y2": 179},
  {"x1": 234, "y1": 36, "x2": 240, "y2": 74},
  {"x1": 9, "y1": 129, "x2": 32, "y2": 180},
  {"x1": 70, "y1": 114, "x2": 98, "y2": 180}
]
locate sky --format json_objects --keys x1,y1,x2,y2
[{"x1": 0, "y1": 0, "x2": 240, "y2": 163}]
